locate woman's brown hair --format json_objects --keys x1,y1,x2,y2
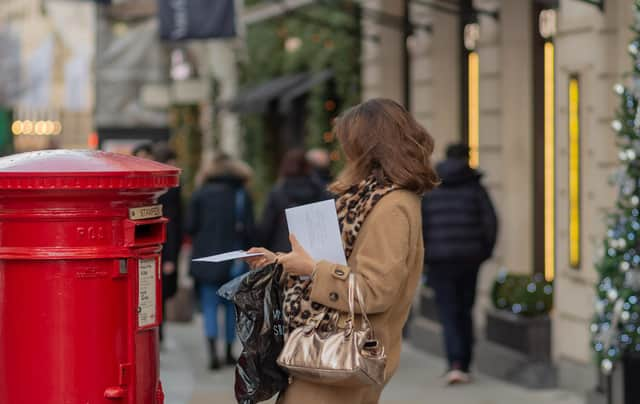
[{"x1": 330, "y1": 98, "x2": 439, "y2": 194}]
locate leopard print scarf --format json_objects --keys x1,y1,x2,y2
[{"x1": 282, "y1": 175, "x2": 397, "y2": 335}]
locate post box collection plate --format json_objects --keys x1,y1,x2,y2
[{"x1": 138, "y1": 258, "x2": 158, "y2": 328}]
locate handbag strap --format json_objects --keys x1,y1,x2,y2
[
  {"x1": 305, "y1": 274, "x2": 374, "y2": 337},
  {"x1": 347, "y1": 273, "x2": 375, "y2": 337}
]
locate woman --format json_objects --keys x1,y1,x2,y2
[
  {"x1": 258, "y1": 148, "x2": 331, "y2": 253},
  {"x1": 187, "y1": 153, "x2": 255, "y2": 370},
  {"x1": 247, "y1": 98, "x2": 438, "y2": 403}
]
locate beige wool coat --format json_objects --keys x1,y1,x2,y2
[{"x1": 279, "y1": 190, "x2": 425, "y2": 404}]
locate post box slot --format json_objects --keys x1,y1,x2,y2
[
  {"x1": 135, "y1": 223, "x2": 161, "y2": 243},
  {"x1": 124, "y1": 219, "x2": 166, "y2": 247}
]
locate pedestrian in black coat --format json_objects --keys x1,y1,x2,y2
[
  {"x1": 421, "y1": 143, "x2": 498, "y2": 384},
  {"x1": 186, "y1": 154, "x2": 255, "y2": 370},
  {"x1": 137, "y1": 143, "x2": 183, "y2": 344},
  {"x1": 153, "y1": 145, "x2": 182, "y2": 303},
  {"x1": 258, "y1": 148, "x2": 331, "y2": 253}
]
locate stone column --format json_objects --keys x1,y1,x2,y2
[{"x1": 499, "y1": 0, "x2": 534, "y2": 275}]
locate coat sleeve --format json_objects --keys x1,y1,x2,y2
[
  {"x1": 185, "y1": 191, "x2": 200, "y2": 236},
  {"x1": 477, "y1": 185, "x2": 498, "y2": 258},
  {"x1": 243, "y1": 191, "x2": 257, "y2": 248},
  {"x1": 257, "y1": 191, "x2": 280, "y2": 249},
  {"x1": 163, "y1": 187, "x2": 183, "y2": 263},
  {"x1": 309, "y1": 201, "x2": 411, "y2": 314}
]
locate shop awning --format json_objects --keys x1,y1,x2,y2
[{"x1": 227, "y1": 69, "x2": 333, "y2": 114}]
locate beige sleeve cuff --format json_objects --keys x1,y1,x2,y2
[{"x1": 310, "y1": 260, "x2": 352, "y2": 312}]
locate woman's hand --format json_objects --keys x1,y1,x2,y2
[
  {"x1": 244, "y1": 247, "x2": 277, "y2": 270},
  {"x1": 279, "y1": 235, "x2": 316, "y2": 276}
]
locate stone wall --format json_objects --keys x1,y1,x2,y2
[
  {"x1": 361, "y1": 0, "x2": 633, "y2": 394},
  {"x1": 553, "y1": 0, "x2": 632, "y2": 392}
]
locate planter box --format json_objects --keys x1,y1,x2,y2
[
  {"x1": 418, "y1": 287, "x2": 440, "y2": 323},
  {"x1": 485, "y1": 309, "x2": 551, "y2": 361}
]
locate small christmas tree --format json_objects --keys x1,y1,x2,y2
[{"x1": 591, "y1": 1, "x2": 640, "y2": 375}]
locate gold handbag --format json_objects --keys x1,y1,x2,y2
[{"x1": 276, "y1": 273, "x2": 387, "y2": 386}]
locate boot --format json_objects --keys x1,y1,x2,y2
[
  {"x1": 226, "y1": 343, "x2": 236, "y2": 365},
  {"x1": 208, "y1": 338, "x2": 220, "y2": 371}
]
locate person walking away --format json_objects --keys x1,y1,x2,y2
[
  {"x1": 258, "y1": 148, "x2": 330, "y2": 253},
  {"x1": 421, "y1": 143, "x2": 498, "y2": 385},
  {"x1": 152, "y1": 143, "x2": 182, "y2": 344},
  {"x1": 246, "y1": 98, "x2": 439, "y2": 404},
  {"x1": 306, "y1": 147, "x2": 333, "y2": 187},
  {"x1": 187, "y1": 154, "x2": 255, "y2": 370},
  {"x1": 132, "y1": 142, "x2": 153, "y2": 159}
]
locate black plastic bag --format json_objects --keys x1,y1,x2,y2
[{"x1": 218, "y1": 264, "x2": 288, "y2": 404}]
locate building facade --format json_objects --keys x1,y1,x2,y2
[
  {"x1": 361, "y1": 0, "x2": 630, "y2": 394},
  {"x1": 0, "y1": 0, "x2": 96, "y2": 152}
]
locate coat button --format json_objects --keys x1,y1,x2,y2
[{"x1": 329, "y1": 292, "x2": 339, "y2": 301}]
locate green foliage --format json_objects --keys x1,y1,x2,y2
[
  {"x1": 170, "y1": 105, "x2": 201, "y2": 200},
  {"x1": 239, "y1": 1, "x2": 361, "y2": 200},
  {"x1": 491, "y1": 272, "x2": 553, "y2": 318}
]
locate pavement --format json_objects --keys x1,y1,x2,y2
[{"x1": 160, "y1": 316, "x2": 585, "y2": 404}]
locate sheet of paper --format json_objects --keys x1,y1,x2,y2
[
  {"x1": 285, "y1": 199, "x2": 347, "y2": 266},
  {"x1": 193, "y1": 250, "x2": 263, "y2": 263}
]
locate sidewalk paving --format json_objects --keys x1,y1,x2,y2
[{"x1": 160, "y1": 317, "x2": 585, "y2": 404}]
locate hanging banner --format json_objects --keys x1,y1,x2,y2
[
  {"x1": 95, "y1": 18, "x2": 168, "y2": 128},
  {"x1": 157, "y1": 0, "x2": 236, "y2": 40}
]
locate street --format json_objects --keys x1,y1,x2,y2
[{"x1": 160, "y1": 316, "x2": 585, "y2": 404}]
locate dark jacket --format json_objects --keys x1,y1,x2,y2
[
  {"x1": 159, "y1": 186, "x2": 182, "y2": 300},
  {"x1": 186, "y1": 176, "x2": 255, "y2": 285},
  {"x1": 258, "y1": 176, "x2": 330, "y2": 253},
  {"x1": 422, "y1": 158, "x2": 498, "y2": 265}
]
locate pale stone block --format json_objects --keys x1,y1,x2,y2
[
  {"x1": 362, "y1": 63, "x2": 381, "y2": 88},
  {"x1": 553, "y1": 315, "x2": 592, "y2": 363},
  {"x1": 556, "y1": 31, "x2": 604, "y2": 74},
  {"x1": 500, "y1": 0, "x2": 534, "y2": 273},
  {"x1": 590, "y1": 121, "x2": 617, "y2": 166},
  {"x1": 477, "y1": 147, "x2": 502, "y2": 182},
  {"x1": 411, "y1": 55, "x2": 432, "y2": 83},
  {"x1": 362, "y1": 38, "x2": 380, "y2": 62},
  {"x1": 362, "y1": 86, "x2": 383, "y2": 101},
  {"x1": 479, "y1": 75, "x2": 500, "y2": 113},
  {"x1": 478, "y1": 45, "x2": 500, "y2": 75},
  {"x1": 558, "y1": 0, "x2": 606, "y2": 33},
  {"x1": 427, "y1": 21, "x2": 460, "y2": 157},
  {"x1": 411, "y1": 83, "x2": 433, "y2": 116},
  {"x1": 479, "y1": 113, "x2": 501, "y2": 149},
  {"x1": 172, "y1": 80, "x2": 209, "y2": 104},
  {"x1": 141, "y1": 83, "x2": 170, "y2": 109},
  {"x1": 555, "y1": 275, "x2": 596, "y2": 322}
]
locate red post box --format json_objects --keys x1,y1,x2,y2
[{"x1": 0, "y1": 150, "x2": 180, "y2": 403}]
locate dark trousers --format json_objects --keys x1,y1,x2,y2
[{"x1": 428, "y1": 262, "x2": 480, "y2": 372}]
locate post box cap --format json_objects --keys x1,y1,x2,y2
[{"x1": 0, "y1": 149, "x2": 180, "y2": 190}]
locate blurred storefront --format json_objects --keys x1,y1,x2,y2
[
  {"x1": 0, "y1": 0, "x2": 95, "y2": 152},
  {"x1": 359, "y1": 0, "x2": 623, "y2": 397}
]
